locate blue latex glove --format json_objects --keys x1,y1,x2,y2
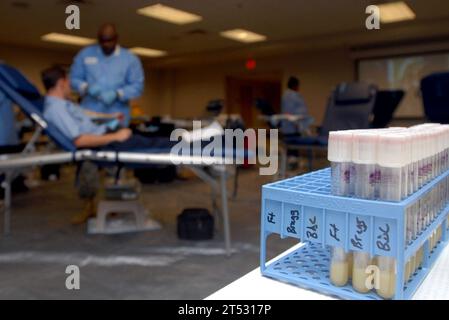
[
  {"x1": 106, "y1": 118, "x2": 120, "y2": 131},
  {"x1": 100, "y1": 90, "x2": 117, "y2": 105},
  {"x1": 87, "y1": 84, "x2": 101, "y2": 97}
]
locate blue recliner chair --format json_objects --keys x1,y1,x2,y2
[
  {"x1": 371, "y1": 90, "x2": 404, "y2": 129},
  {"x1": 421, "y1": 72, "x2": 449, "y2": 124},
  {"x1": 0, "y1": 64, "x2": 77, "y2": 152},
  {"x1": 278, "y1": 82, "x2": 377, "y2": 177}
]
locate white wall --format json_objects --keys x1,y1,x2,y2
[
  {"x1": 1, "y1": 44, "x2": 356, "y2": 123},
  {"x1": 154, "y1": 47, "x2": 355, "y2": 123}
]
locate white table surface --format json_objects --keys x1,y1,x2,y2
[{"x1": 206, "y1": 243, "x2": 449, "y2": 300}]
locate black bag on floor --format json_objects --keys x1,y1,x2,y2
[
  {"x1": 134, "y1": 165, "x2": 177, "y2": 184},
  {"x1": 177, "y1": 208, "x2": 214, "y2": 240},
  {"x1": 41, "y1": 164, "x2": 61, "y2": 181}
]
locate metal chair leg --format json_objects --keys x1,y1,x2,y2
[
  {"x1": 189, "y1": 165, "x2": 231, "y2": 256},
  {"x1": 2, "y1": 172, "x2": 12, "y2": 236},
  {"x1": 219, "y1": 168, "x2": 231, "y2": 256},
  {"x1": 232, "y1": 165, "x2": 239, "y2": 199}
]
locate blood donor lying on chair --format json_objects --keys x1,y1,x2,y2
[{"x1": 41, "y1": 65, "x2": 174, "y2": 151}]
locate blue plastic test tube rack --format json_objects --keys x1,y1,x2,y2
[{"x1": 260, "y1": 168, "x2": 449, "y2": 300}]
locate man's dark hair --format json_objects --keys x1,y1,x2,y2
[
  {"x1": 41, "y1": 65, "x2": 67, "y2": 91},
  {"x1": 287, "y1": 76, "x2": 300, "y2": 90}
]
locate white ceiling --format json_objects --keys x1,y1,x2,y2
[{"x1": 1, "y1": 0, "x2": 449, "y2": 66}]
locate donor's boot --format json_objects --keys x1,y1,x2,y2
[{"x1": 71, "y1": 199, "x2": 96, "y2": 225}]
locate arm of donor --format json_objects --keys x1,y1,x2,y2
[
  {"x1": 182, "y1": 121, "x2": 224, "y2": 143},
  {"x1": 83, "y1": 110, "x2": 124, "y2": 120},
  {"x1": 74, "y1": 128, "x2": 132, "y2": 148}
]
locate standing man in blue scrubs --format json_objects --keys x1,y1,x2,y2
[{"x1": 70, "y1": 23, "x2": 144, "y2": 126}]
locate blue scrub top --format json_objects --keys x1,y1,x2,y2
[
  {"x1": 281, "y1": 89, "x2": 310, "y2": 135},
  {"x1": 43, "y1": 96, "x2": 107, "y2": 141},
  {"x1": 70, "y1": 45, "x2": 144, "y2": 125},
  {"x1": 0, "y1": 90, "x2": 19, "y2": 147}
]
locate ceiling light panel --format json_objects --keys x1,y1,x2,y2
[
  {"x1": 220, "y1": 29, "x2": 267, "y2": 43},
  {"x1": 130, "y1": 47, "x2": 167, "y2": 57},
  {"x1": 137, "y1": 4, "x2": 202, "y2": 25},
  {"x1": 41, "y1": 33, "x2": 95, "y2": 46},
  {"x1": 378, "y1": 1, "x2": 416, "y2": 23}
]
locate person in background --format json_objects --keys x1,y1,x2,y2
[
  {"x1": 42, "y1": 66, "x2": 160, "y2": 149},
  {"x1": 70, "y1": 23, "x2": 144, "y2": 126},
  {"x1": 42, "y1": 66, "x2": 171, "y2": 224},
  {"x1": 281, "y1": 76, "x2": 311, "y2": 136},
  {"x1": 281, "y1": 76, "x2": 314, "y2": 170}
]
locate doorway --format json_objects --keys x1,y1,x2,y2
[{"x1": 225, "y1": 75, "x2": 282, "y2": 128}]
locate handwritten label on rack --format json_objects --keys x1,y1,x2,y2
[
  {"x1": 283, "y1": 203, "x2": 301, "y2": 239},
  {"x1": 306, "y1": 216, "x2": 318, "y2": 239},
  {"x1": 287, "y1": 210, "x2": 300, "y2": 234},
  {"x1": 265, "y1": 200, "x2": 281, "y2": 233},
  {"x1": 304, "y1": 206, "x2": 322, "y2": 243},
  {"x1": 325, "y1": 210, "x2": 346, "y2": 247},
  {"x1": 374, "y1": 218, "x2": 396, "y2": 256},
  {"x1": 376, "y1": 223, "x2": 391, "y2": 252},
  {"x1": 349, "y1": 215, "x2": 370, "y2": 251},
  {"x1": 330, "y1": 224, "x2": 340, "y2": 242}
]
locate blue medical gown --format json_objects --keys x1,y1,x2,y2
[
  {"x1": 281, "y1": 89, "x2": 311, "y2": 135},
  {"x1": 70, "y1": 45, "x2": 144, "y2": 125},
  {"x1": 0, "y1": 90, "x2": 19, "y2": 147}
]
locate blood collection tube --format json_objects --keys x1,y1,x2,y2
[
  {"x1": 328, "y1": 131, "x2": 353, "y2": 197},
  {"x1": 328, "y1": 131, "x2": 353, "y2": 287},
  {"x1": 376, "y1": 133, "x2": 410, "y2": 299},
  {"x1": 352, "y1": 131, "x2": 378, "y2": 200}
]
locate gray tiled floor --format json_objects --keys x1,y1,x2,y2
[{"x1": 0, "y1": 160, "x2": 326, "y2": 299}]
